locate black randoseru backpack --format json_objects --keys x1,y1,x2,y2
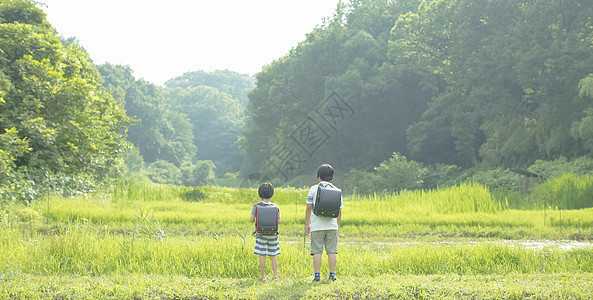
[
  {"x1": 255, "y1": 205, "x2": 279, "y2": 234},
  {"x1": 313, "y1": 183, "x2": 341, "y2": 218}
]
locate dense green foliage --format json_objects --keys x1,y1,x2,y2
[
  {"x1": 166, "y1": 85, "x2": 244, "y2": 174},
  {"x1": 97, "y1": 63, "x2": 197, "y2": 166},
  {"x1": 97, "y1": 65, "x2": 248, "y2": 178},
  {"x1": 0, "y1": 0, "x2": 131, "y2": 201},
  {"x1": 241, "y1": 0, "x2": 593, "y2": 183},
  {"x1": 0, "y1": 1, "x2": 254, "y2": 191},
  {"x1": 165, "y1": 70, "x2": 255, "y2": 108}
]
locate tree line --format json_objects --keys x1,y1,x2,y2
[
  {"x1": 2, "y1": 0, "x2": 593, "y2": 202},
  {"x1": 241, "y1": 0, "x2": 593, "y2": 187},
  {"x1": 0, "y1": 0, "x2": 253, "y2": 201}
]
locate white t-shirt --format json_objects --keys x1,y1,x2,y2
[{"x1": 307, "y1": 181, "x2": 343, "y2": 231}]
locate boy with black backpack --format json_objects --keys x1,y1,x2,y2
[
  {"x1": 250, "y1": 182, "x2": 281, "y2": 281},
  {"x1": 305, "y1": 164, "x2": 343, "y2": 282}
]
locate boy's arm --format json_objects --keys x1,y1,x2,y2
[
  {"x1": 337, "y1": 208, "x2": 342, "y2": 228},
  {"x1": 305, "y1": 204, "x2": 312, "y2": 235},
  {"x1": 250, "y1": 213, "x2": 255, "y2": 222}
]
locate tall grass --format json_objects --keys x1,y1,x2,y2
[
  {"x1": 111, "y1": 178, "x2": 188, "y2": 202},
  {"x1": 530, "y1": 173, "x2": 593, "y2": 210},
  {"x1": 1, "y1": 218, "x2": 591, "y2": 278},
  {"x1": 1, "y1": 180, "x2": 593, "y2": 298},
  {"x1": 350, "y1": 183, "x2": 502, "y2": 214},
  {"x1": 15, "y1": 182, "x2": 593, "y2": 241}
]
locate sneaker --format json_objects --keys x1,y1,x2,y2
[
  {"x1": 328, "y1": 274, "x2": 337, "y2": 281},
  {"x1": 260, "y1": 276, "x2": 267, "y2": 282},
  {"x1": 312, "y1": 277, "x2": 320, "y2": 282}
]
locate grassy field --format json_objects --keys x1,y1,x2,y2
[{"x1": 1, "y1": 181, "x2": 592, "y2": 299}]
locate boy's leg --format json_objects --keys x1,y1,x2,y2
[
  {"x1": 269, "y1": 256, "x2": 278, "y2": 278},
  {"x1": 325, "y1": 230, "x2": 339, "y2": 279},
  {"x1": 259, "y1": 255, "x2": 266, "y2": 278},
  {"x1": 313, "y1": 254, "x2": 322, "y2": 273},
  {"x1": 310, "y1": 231, "x2": 324, "y2": 280},
  {"x1": 328, "y1": 253, "x2": 337, "y2": 273}
]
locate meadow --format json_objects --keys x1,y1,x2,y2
[{"x1": 0, "y1": 180, "x2": 592, "y2": 299}]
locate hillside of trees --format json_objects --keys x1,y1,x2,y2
[
  {"x1": 241, "y1": 0, "x2": 593, "y2": 187},
  {"x1": 2, "y1": 0, "x2": 593, "y2": 202},
  {"x1": 97, "y1": 64, "x2": 253, "y2": 182},
  {"x1": 0, "y1": 0, "x2": 254, "y2": 200}
]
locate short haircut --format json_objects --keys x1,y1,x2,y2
[
  {"x1": 317, "y1": 164, "x2": 334, "y2": 181},
  {"x1": 258, "y1": 182, "x2": 274, "y2": 199}
]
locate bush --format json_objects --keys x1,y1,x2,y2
[
  {"x1": 468, "y1": 168, "x2": 520, "y2": 192},
  {"x1": 374, "y1": 153, "x2": 427, "y2": 193},
  {"x1": 345, "y1": 153, "x2": 427, "y2": 195},
  {"x1": 183, "y1": 187, "x2": 208, "y2": 202},
  {"x1": 180, "y1": 160, "x2": 216, "y2": 187},
  {"x1": 344, "y1": 168, "x2": 376, "y2": 195},
  {"x1": 1, "y1": 168, "x2": 95, "y2": 204},
  {"x1": 528, "y1": 156, "x2": 593, "y2": 180},
  {"x1": 147, "y1": 160, "x2": 182, "y2": 185},
  {"x1": 422, "y1": 163, "x2": 463, "y2": 189}
]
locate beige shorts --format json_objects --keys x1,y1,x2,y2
[{"x1": 310, "y1": 230, "x2": 338, "y2": 255}]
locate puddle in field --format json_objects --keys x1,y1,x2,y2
[
  {"x1": 495, "y1": 240, "x2": 593, "y2": 251},
  {"x1": 344, "y1": 240, "x2": 593, "y2": 251}
]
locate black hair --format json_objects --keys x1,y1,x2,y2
[
  {"x1": 257, "y1": 182, "x2": 274, "y2": 199},
  {"x1": 317, "y1": 164, "x2": 334, "y2": 181}
]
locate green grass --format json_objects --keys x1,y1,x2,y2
[
  {"x1": 530, "y1": 173, "x2": 593, "y2": 209},
  {"x1": 351, "y1": 183, "x2": 502, "y2": 214},
  {"x1": 2, "y1": 219, "x2": 592, "y2": 277},
  {"x1": 24, "y1": 184, "x2": 593, "y2": 241},
  {"x1": 1, "y1": 273, "x2": 592, "y2": 299},
  {"x1": 1, "y1": 181, "x2": 593, "y2": 299}
]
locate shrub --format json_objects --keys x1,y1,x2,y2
[
  {"x1": 184, "y1": 187, "x2": 208, "y2": 202},
  {"x1": 528, "y1": 156, "x2": 593, "y2": 180},
  {"x1": 147, "y1": 160, "x2": 182, "y2": 185},
  {"x1": 468, "y1": 168, "x2": 520, "y2": 192},
  {"x1": 180, "y1": 161, "x2": 216, "y2": 187},
  {"x1": 422, "y1": 163, "x2": 463, "y2": 190},
  {"x1": 345, "y1": 153, "x2": 427, "y2": 195}
]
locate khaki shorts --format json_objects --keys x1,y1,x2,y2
[{"x1": 310, "y1": 230, "x2": 338, "y2": 255}]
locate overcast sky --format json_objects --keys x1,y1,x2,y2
[{"x1": 39, "y1": 1, "x2": 340, "y2": 85}]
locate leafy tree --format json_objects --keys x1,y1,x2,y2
[
  {"x1": 165, "y1": 70, "x2": 255, "y2": 108},
  {"x1": 392, "y1": 0, "x2": 593, "y2": 168},
  {"x1": 167, "y1": 86, "x2": 243, "y2": 175},
  {"x1": 180, "y1": 160, "x2": 216, "y2": 186},
  {"x1": 528, "y1": 156, "x2": 593, "y2": 180},
  {"x1": 571, "y1": 74, "x2": 593, "y2": 153},
  {"x1": 345, "y1": 153, "x2": 427, "y2": 195},
  {"x1": 0, "y1": 127, "x2": 29, "y2": 185},
  {"x1": 467, "y1": 169, "x2": 520, "y2": 193},
  {"x1": 242, "y1": 0, "x2": 425, "y2": 179},
  {"x1": 97, "y1": 64, "x2": 197, "y2": 166},
  {"x1": 0, "y1": 0, "x2": 46, "y2": 26},
  {"x1": 373, "y1": 152, "x2": 427, "y2": 193},
  {"x1": 146, "y1": 160, "x2": 182, "y2": 185},
  {"x1": 0, "y1": 0, "x2": 131, "y2": 186}
]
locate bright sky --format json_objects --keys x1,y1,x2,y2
[{"x1": 39, "y1": 1, "x2": 340, "y2": 86}]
